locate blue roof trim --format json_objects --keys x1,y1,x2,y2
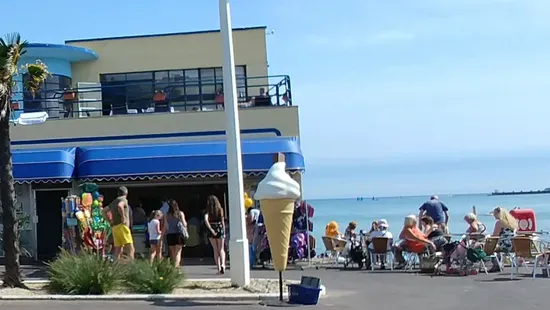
[
  {"x1": 12, "y1": 147, "x2": 76, "y2": 183},
  {"x1": 76, "y1": 137, "x2": 305, "y2": 180},
  {"x1": 80, "y1": 171, "x2": 302, "y2": 183},
  {"x1": 24, "y1": 43, "x2": 98, "y2": 62},
  {"x1": 65, "y1": 26, "x2": 267, "y2": 43}
]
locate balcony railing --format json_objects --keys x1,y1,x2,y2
[{"x1": 11, "y1": 75, "x2": 292, "y2": 119}]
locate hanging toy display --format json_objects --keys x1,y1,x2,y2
[{"x1": 61, "y1": 182, "x2": 110, "y2": 255}]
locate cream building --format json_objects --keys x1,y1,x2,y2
[{"x1": 7, "y1": 26, "x2": 303, "y2": 260}]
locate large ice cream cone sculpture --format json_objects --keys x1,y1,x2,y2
[{"x1": 254, "y1": 162, "x2": 301, "y2": 272}]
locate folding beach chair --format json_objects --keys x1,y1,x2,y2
[
  {"x1": 511, "y1": 236, "x2": 544, "y2": 279},
  {"x1": 370, "y1": 237, "x2": 393, "y2": 270},
  {"x1": 483, "y1": 236, "x2": 501, "y2": 272},
  {"x1": 321, "y1": 236, "x2": 347, "y2": 266}
]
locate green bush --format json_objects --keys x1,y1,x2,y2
[
  {"x1": 123, "y1": 260, "x2": 184, "y2": 294},
  {"x1": 47, "y1": 250, "x2": 123, "y2": 295}
]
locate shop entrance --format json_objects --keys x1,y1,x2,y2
[
  {"x1": 99, "y1": 182, "x2": 229, "y2": 259},
  {"x1": 35, "y1": 189, "x2": 69, "y2": 261}
]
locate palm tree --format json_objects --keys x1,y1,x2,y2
[{"x1": 0, "y1": 33, "x2": 49, "y2": 288}]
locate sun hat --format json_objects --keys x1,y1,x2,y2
[{"x1": 378, "y1": 219, "x2": 389, "y2": 228}]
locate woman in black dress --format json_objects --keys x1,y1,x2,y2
[{"x1": 204, "y1": 195, "x2": 226, "y2": 274}]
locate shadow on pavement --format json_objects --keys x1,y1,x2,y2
[
  {"x1": 474, "y1": 277, "x2": 521, "y2": 282},
  {"x1": 150, "y1": 300, "x2": 257, "y2": 308}
]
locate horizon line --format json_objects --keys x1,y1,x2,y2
[{"x1": 304, "y1": 192, "x2": 488, "y2": 200}]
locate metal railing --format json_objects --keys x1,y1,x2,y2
[{"x1": 11, "y1": 75, "x2": 292, "y2": 119}]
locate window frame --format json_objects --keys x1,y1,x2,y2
[{"x1": 99, "y1": 65, "x2": 248, "y2": 111}]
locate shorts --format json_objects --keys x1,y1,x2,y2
[
  {"x1": 167, "y1": 233, "x2": 186, "y2": 246},
  {"x1": 150, "y1": 239, "x2": 160, "y2": 245},
  {"x1": 208, "y1": 223, "x2": 225, "y2": 239},
  {"x1": 112, "y1": 224, "x2": 133, "y2": 247}
]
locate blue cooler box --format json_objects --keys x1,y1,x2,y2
[{"x1": 287, "y1": 284, "x2": 322, "y2": 305}]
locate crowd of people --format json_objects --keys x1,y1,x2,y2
[
  {"x1": 101, "y1": 186, "x2": 237, "y2": 275},
  {"x1": 334, "y1": 195, "x2": 521, "y2": 271}
]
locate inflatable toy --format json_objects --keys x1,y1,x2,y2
[
  {"x1": 61, "y1": 182, "x2": 110, "y2": 254},
  {"x1": 245, "y1": 197, "x2": 254, "y2": 209},
  {"x1": 243, "y1": 192, "x2": 254, "y2": 210},
  {"x1": 81, "y1": 193, "x2": 93, "y2": 208}
]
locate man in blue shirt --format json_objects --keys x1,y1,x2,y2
[{"x1": 418, "y1": 196, "x2": 449, "y2": 231}]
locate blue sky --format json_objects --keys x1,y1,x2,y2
[{"x1": 3, "y1": 0, "x2": 550, "y2": 198}]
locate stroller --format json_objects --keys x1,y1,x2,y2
[
  {"x1": 342, "y1": 237, "x2": 366, "y2": 269},
  {"x1": 440, "y1": 236, "x2": 487, "y2": 276}
]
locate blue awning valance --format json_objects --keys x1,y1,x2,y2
[
  {"x1": 76, "y1": 137, "x2": 305, "y2": 181},
  {"x1": 13, "y1": 147, "x2": 76, "y2": 183}
]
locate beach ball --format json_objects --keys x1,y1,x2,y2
[
  {"x1": 81, "y1": 193, "x2": 93, "y2": 207},
  {"x1": 244, "y1": 197, "x2": 254, "y2": 209}
]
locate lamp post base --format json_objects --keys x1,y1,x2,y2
[{"x1": 228, "y1": 238, "x2": 250, "y2": 287}]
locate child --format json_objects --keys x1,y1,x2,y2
[{"x1": 147, "y1": 210, "x2": 163, "y2": 264}]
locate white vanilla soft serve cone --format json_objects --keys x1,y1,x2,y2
[{"x1": 254, "y1": 162, "x2": 301, "y2": 271}]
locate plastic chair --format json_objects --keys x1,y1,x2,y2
[{"x1": 370, "y1": 237, "x2": 393, "y2": 270}]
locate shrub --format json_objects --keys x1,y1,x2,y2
[
  {"x1": 47, "y1": 250, "x2": 123, "y2": 295},
  {"x1": 123, "y1": 260, "x2": 184, "y2": 294}
]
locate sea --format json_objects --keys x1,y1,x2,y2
[{"x1": 305, "y1": 193, "x2": 550, "y2": 250}]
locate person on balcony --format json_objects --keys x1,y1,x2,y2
[
  {"x1": 62, "y1": 88, "x2": 76, "y2": 118},
  {"x1": 252, "y1": 88, "x2": 271, "y2": 107},
  {"x1": 215, "y1": 88, "x2": 224, "y2": 110}
]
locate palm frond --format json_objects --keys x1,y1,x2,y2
[
  {"x1": 0, "y1": 32, "x2": 36, "y2": 120},
  {"x1": 24, "y1": 60, "x2": 50, "y2": 97}
]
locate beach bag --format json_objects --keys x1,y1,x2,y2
[
  {"x1": 176, "y1": 213, "x2": 189, "y2": 244},
  {"x1": 466, "y1": 248, "x2": 486, "y2": 263}
]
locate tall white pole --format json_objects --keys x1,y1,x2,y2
[{"x1": 219, "y1": 0, "x2": 250, "y2": 287}]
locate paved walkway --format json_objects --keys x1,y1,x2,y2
[
  {"x1": 1, "y1": 265, "x2": 549, "y2": 309},
  {"x1": 0, "y1": 263, "x2": 312, "y2": 281}
]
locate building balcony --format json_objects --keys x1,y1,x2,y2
[{"x1": 11, "y1": 74, "x2": 292, "y2": 120}]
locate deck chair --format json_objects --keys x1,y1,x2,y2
[
  {"x1": 483, "y1": 236, "x2": 501, "y2": 272},
  {"x1": 321, "y1": 236, "x2": 347, "y2": 266},
  {"x1": 321, "y1": 236, "x2": 336, "y2": 265},
  {"x1": 511, "y1": 237, "x2": 544, "y2": 279},
  {"x1": 370, "y1": 237, "x2": 393, "y2": 270}
]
